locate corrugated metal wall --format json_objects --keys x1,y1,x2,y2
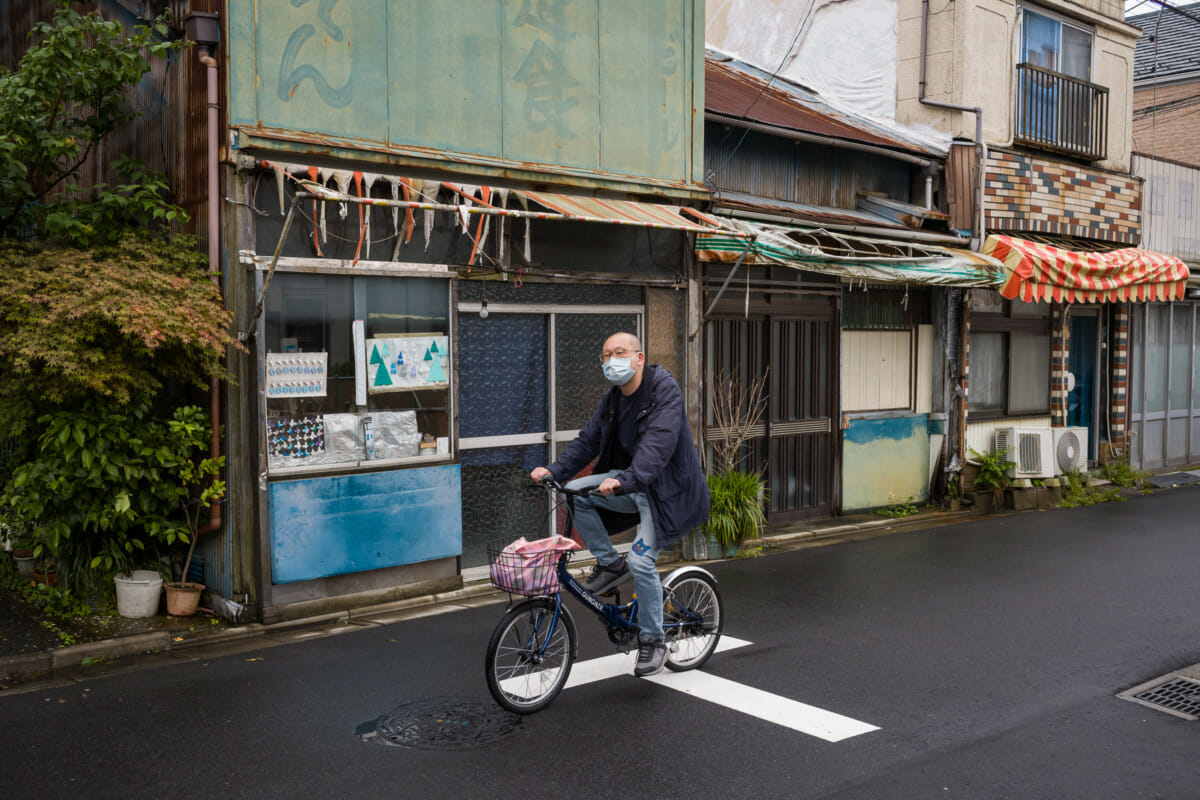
[
  {"x1": 704, "y1": 122, "x2": 913, "y2": 209},
  {"x1": 2, "y1": 0, "x2": 205, "y2": 236},
  {"x1": 1133, "y1": 154, "x2": 1200, "y2": 265}
]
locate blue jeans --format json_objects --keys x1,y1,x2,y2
[{"x1": 565, "y1": 470, "x2": 663, "y2": 641}]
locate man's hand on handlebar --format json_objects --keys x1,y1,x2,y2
[
  {"x1": 595, "y1": 477, "x2": 622, "y2": 496},
  {"x1": 528, "y1": 468, "x2": 621, "y2": 497}
]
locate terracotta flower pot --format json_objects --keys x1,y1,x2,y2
[
  {"x1": 33, "y1": 566, "x2": 59, "y2": 587},
  {"x1": 164, "y1": 581, "x2": 204, "y2": 616}
]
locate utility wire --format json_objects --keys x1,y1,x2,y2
[{"x1": 1136, "y1": 0, "x2": 1200, "y2": 25}]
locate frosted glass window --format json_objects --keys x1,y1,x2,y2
[
  {"x1": 969, "y1": 332, "x2": 1005, "y2": 412},
  {"x1": 1145, "y1": 306, "x2": 1169, "y2": 413},
  {"x1": 1010, "y1": 333, "x2": 1050, "y2": 414},
  {"x1": 1170, "y1": 306, "x2": 1193, "y2": 411},
  {"x1": 1130, "y1": 305, "x2": 1144, "y2": 415},
  {"x1": 459, "y1": 444, "x2": 549, "y2": 567},
  {"x1": 1194, "y1": 308, "x2": 1200, "y2": 403},
  {"x1": 458, "y1": 314, "x2": 547, "y2": 438},
  {"x1": 555, "y1": 313, "x2": 640, "y2": 430}
]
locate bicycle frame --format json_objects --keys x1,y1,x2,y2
[{"x1": 513, "y1": 480, "x2": 706, "y2": 660}]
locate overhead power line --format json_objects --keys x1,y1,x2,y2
[{"x1": 1138, "y1": 0, "x2": 1200, "y2": 26}]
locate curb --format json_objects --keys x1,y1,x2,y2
[{"x1": 2, "y1": 507, "x2": 972, "y2": 690}]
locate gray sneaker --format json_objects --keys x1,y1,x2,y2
[
  {"x1": 634, "y1": 638, "x2": 667, "y2": 677},
  {"x1": 581, "y1": 557, "x2": 629, "y2": 595}
]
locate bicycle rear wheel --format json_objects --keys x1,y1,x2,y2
[
  {"x1": 485, "y1": 597, "x2": 577, "y2": 714},
  {"x1": 662, "y1": 571, "x2": 722, "y2": 671}
]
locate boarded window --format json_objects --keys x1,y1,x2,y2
[{"x1": 841, "y1": 330, "x2": 913, "y2": 411}]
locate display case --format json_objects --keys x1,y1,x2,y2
[{"x1": 262, "y1": 271, "x2": 452, "y2": 475}]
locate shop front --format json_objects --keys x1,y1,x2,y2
[{"x1": 227, "y1": 167, "x2": 728, "y2": 620}]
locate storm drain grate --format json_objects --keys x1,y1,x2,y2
[
  {"x1": 358, "y1": 697, "x2": 522, "y2": 749},
  {"x1": 1119, "y1": 675, "x2": 1200, "y2": 720}
]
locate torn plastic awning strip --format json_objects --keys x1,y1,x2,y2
[
  {"x1": 258, "y1": 159, "x2": 745, "y2": 236},
  {"x1": 695, "y1": 217, "x2": 1004, "y2": 287}
]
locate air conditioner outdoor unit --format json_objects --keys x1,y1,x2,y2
[
  {"x1": 1052, "y1": 426, "x2": 1089, "y2": 474},
  {"x1": 993, "y1": 426, "x2": 1055, "y2": 478}
]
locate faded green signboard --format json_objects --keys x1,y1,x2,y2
[{"x1": 228, "y1": 0, "x2": 705, "y2": 196}]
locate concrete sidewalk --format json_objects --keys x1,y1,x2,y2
[{"x1": 1, "y1": 504, "x2": 978, "y2": 691}]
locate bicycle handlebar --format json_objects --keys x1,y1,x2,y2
[{"x1": 536, "y1": 477, "x2": 623, "y2": 497}]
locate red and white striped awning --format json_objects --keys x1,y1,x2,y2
[
  {"x1": 982, "y1": 234, "x2": 1191, "y2": 303},
  {"x1": 517, "y1": 190, "x2": 726, "y2": 233}
]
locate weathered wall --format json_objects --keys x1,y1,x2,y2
[
  {"x1": 841, "y1": 414, "x2": 930, "y2": 510},
  {"x1": 706, "y1": 0, "x2": 899, "y2": 120},
  {"x1": 228, "y1": 0, "x2": 705, "y2": 196},
  {"x1": 896, "y1": 0, "x2": 1138, "y2": 172}
]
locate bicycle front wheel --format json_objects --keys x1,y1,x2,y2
[
  {"x1": 485, "y1": 598, "x2": 576, "y2": 714},
  {"x1": 662, "y1": 571, "x2": 723, "y2": 671}
]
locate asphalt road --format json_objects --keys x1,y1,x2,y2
[{"x1": 2, "y1": 486, "x2": 1199, "y2": 799}]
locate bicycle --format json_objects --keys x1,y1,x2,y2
[{"x1": 484, "y1": 478, "x2": 724, "y2": 714}]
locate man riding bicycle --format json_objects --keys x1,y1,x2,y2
[{"x1": 530, "y1": 332, "x2": 709, "y2": 677}]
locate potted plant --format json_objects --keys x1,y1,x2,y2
[
  {"x1": 161, "y1": 412, "x2": 225, "y2": 617},
  {"x1": 701, "y1": 469, "x2": 767, "y2": 556},
  {"x1": 969, "y1": 447, "x2": 1013, "y2": 513},
  {"x1": 701, "y1": 370, "x2": 769, "y2": 556}
]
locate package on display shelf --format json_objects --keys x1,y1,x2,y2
[{"x1": 365, "y1": 410, "x2": 420, "y2": 459}]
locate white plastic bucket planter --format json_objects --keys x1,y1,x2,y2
[{"x1": 114, "y1": 570, "x2": 163, "y2": 618}]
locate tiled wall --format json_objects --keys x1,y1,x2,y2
[
  {"x1": 1109, "y1": 305, "x2": 1130, "y2": 454},
  {"x1": 984, "y1": 149, "x2": 1141, "y2": 245}
]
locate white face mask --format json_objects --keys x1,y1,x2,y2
[{"x1": 602, "y1": 356, "x2": 635, "y2": 386}]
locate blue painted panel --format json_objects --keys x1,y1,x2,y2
[
  {"x1": 843, "y1": 414, "x2": 925, "y2": 445},
  {"x1": 269, "y1": 466, "x2": 462, "y2": 584},
  {"x1": 842, "y1": 415, "x2": 930, "y2": 511}
]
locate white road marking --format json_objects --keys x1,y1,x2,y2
[
  {"x1": 562, "y1": 635, "x2": 879, "y2": 742},
  {"x1": 645, "y1": 669, "x2": 880, "y2": 742},
  {"x1": 564, "y1": 635, "x2": 751, "y2": 688}
]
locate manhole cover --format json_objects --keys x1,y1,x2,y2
[
  {"x1": 1119, "y1": 675, "x2": 1200, "y2": 720},
  {"x1": 358, "y1": 698, "x2": 522, "y2": 749},
  {"x1": 1146, "y1": 472, "x2": 1200, "y2": 489}
]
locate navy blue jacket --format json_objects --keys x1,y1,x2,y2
[{"x1": 549, "y1": 365, "x2": 709, "y2": 547}]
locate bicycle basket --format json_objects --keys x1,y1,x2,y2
[{"x1": 487, "y1": 536, "x2": 577, "y2": 596}]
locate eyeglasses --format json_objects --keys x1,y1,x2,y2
[{"x1": 598, "y1": 347, "x2": 639, "y2": 363}]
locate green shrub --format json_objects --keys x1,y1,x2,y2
[
  {"x1": 701, "y1": 469, "x2": 766, "y2": 548},
  {"x1": 1, "y1": 399, "x2": 221, "y2": 593},
  {"x1": 970, "y1": 447, "x2": 1014, "y2": 505}
]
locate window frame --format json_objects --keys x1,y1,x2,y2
[
  {"x1": 968, "y1": 295, "x2": 1052, "y2": 420},
  {"x1": 258, "y1": 265, "x2": 456, "y2": 478},
  {"x1": 1018, "y1": 5, "x2": 1094, "y2": 81}
]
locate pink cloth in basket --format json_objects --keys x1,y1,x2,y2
[{"x1": 490, "y1": 535, "x2": 580, "y2": 595}]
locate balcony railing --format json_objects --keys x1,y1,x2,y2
[{"x1": 1014, "y1": 63, "x2": 1109, "y2": 162}]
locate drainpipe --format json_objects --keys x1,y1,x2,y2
[
  {"x1": 920, "y1": 0, "x2": 983, "y2": 493},
  {"x1": 187, "y1": 12, "x2": 223, "y2": 535},
  {"x1": 919, "y1": 0, "x2": 983, "y2": 246}
]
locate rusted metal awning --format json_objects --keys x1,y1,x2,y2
[
  {"x1": 695, "y1": 217, "x2": 1004, "y2": 287},
  {"x1": 258, "y1": 160, "x2": 737, "y2": 236},
  {"x1": 982, "y1": 234, "x2": 1191, "y2": 303}
]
